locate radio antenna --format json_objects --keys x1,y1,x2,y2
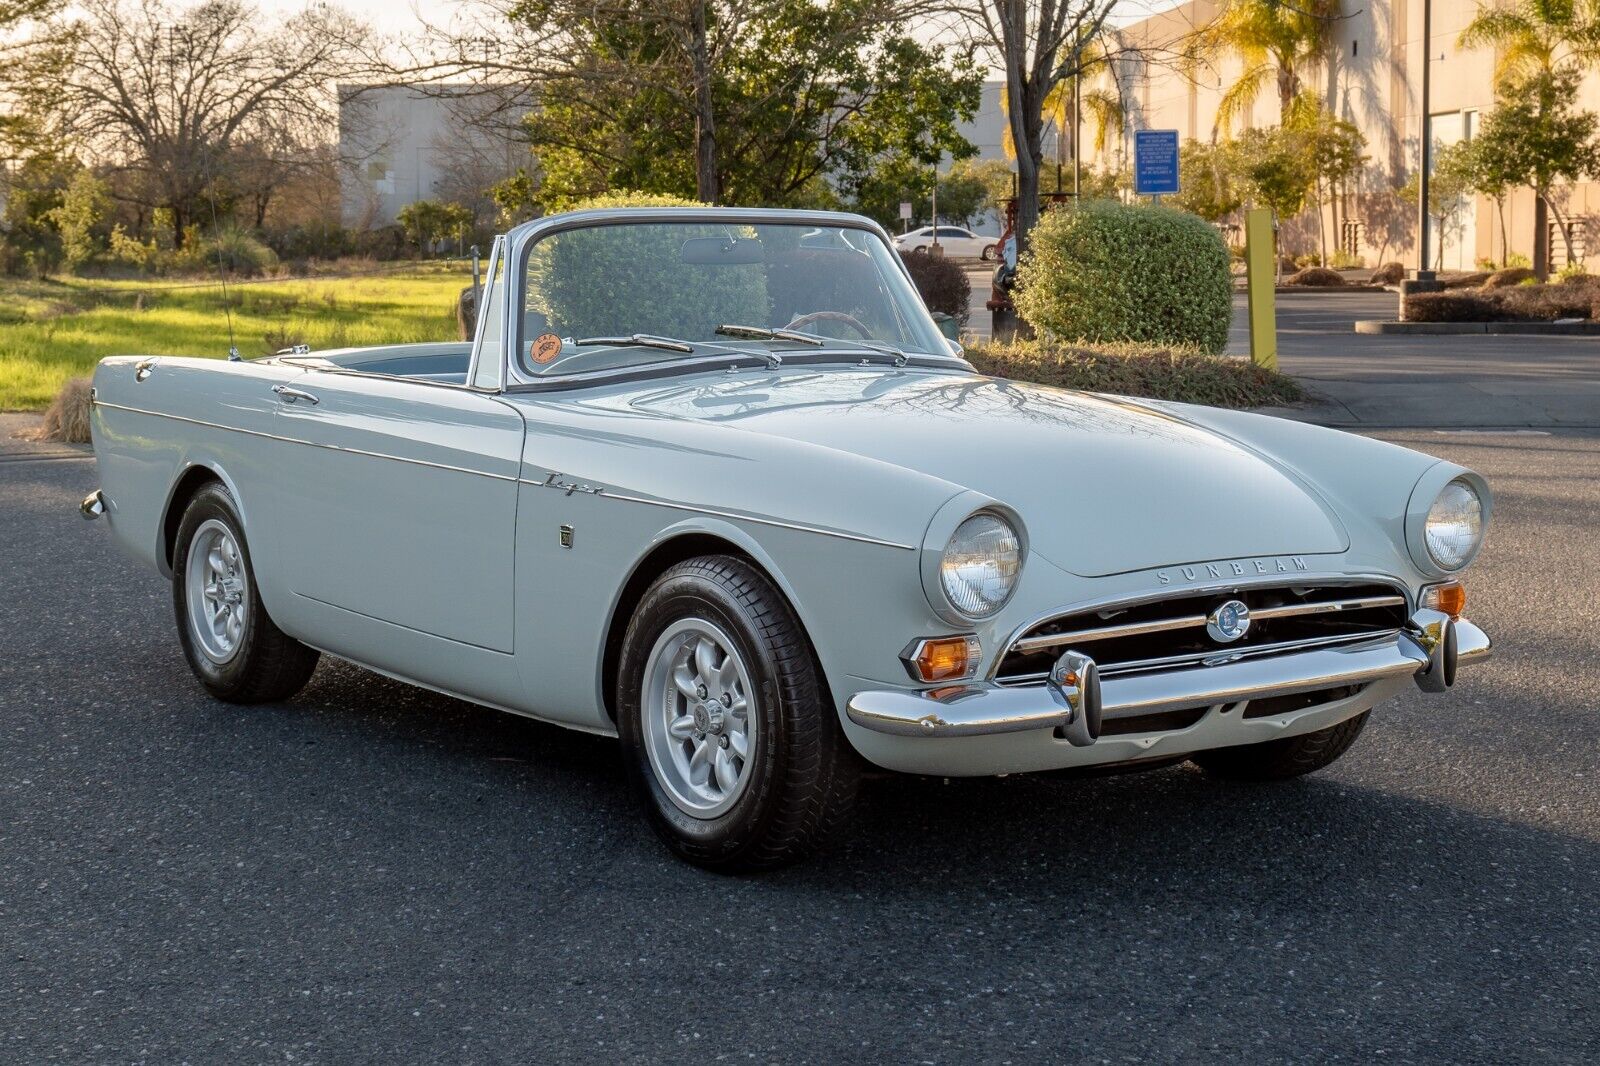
[{"x1": 203, "y1": 152, "x2": 241, "y2": 361}]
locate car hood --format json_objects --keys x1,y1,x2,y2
[{"x1": 623, "y1": 368, "x2": 1349, "y2": 577}]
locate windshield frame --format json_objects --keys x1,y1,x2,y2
[{"x1": 498, "y1": 207, "x2": 968, "y2": 391}]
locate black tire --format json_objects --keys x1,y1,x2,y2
[
  {"x1": 1190, "y1": 711, "x2": 1370, "y2": 782},
  {"x1": 616, "y1": 555, "x2": 859, "y2": 871},
  {"x1": 171, "y1": 482, "x2": 319, "y2": 703}
]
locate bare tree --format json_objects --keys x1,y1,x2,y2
[
  {"x1": 15, "y1": 0, "x2": 371, "y2": 241},
  {"x1": 946, "y1": 1, "x2": 1122, "y2": 252}
]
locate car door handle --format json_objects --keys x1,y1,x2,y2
[{"x1": 272, "y1": 384, "x2": 320, "y2": 405}]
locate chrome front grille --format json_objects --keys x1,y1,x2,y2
[{"x1": 995, "y1": 582, "x2": 1410, "y2": 686}]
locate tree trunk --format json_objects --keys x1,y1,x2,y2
[
  {"x1": 1317, "y1": 180, "x2": 1328, "y2": 265},
  {"x1": 1497, "y1": 197, "x2": 1508, "y2": 266},
  {"x1": 1007, "y1": 72, "x2": 1042, "y2": 257},
  {"x1": 1533, "y1": 190, "x2": 1550, "y2": 280},
  {"x1": 689, "y1": 0, "x2": 718, "y2": 204}
]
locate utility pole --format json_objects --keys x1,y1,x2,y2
[
  {"x1": 1073, "y1": 72, "x2": 1082, "y2": 199},
  {"x1": 1416, "y1": 0, "x2": 1434, "y2": 282}
]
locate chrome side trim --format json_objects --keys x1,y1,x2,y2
[
  {"x1": 91, "y1": 400, "x2": 520, "y2": 482},
  {"x1": 516, "y1": 475, "x2": 917, "y2": 551},
  {"x1": 1011, "y1": 593, "x2": 1408, "y2": 655},
  {"x1": 847, "y1": 616, "x2": 1489, "y2": 738}
]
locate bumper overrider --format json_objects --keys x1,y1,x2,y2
[{"x1": 846, "y1": 609, "x2": 1489, "y2": 743}]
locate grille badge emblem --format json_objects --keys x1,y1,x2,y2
[{"x1": 1206, "y1": 599, "x2": 1252, "y2": 643}]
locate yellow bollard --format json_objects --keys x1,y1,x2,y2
[{"x1": 1244, "y1": 207, "x2": 1277, "y2": 371}]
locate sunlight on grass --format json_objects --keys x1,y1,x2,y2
[{"x1": 0, "y1": 266, "x2": 470, "y2": 410}]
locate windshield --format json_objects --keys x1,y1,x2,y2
[{"x1": 514, "y1": 218, "x2": 951, "y2": 377}]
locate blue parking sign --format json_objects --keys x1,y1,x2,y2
[{"x1": 1134, "y1": 129, "x2": 1180, "y2": 196}]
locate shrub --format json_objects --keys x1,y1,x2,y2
[
  {"x1": 1484, "y1": 267, "x2": 1536, "y2": 289},
  {"x1": 1014, "y1": 200, "x2": 1232, "y2": 354},
  {"x1": 1328, "y1": 250, "x2": 1365, "y2": 269},
  {"x1": 900, "y1": 248, "x2": 970, "y2": 324},
  {"x1": 967, "y1": 339, "x2": 1305, "y2": 409},
  {"x1": 39, "y1": 377, "x2": 93, "y2": 443},
  {"x1": 1284, "y1": 266, "x2": 1345, "y2": 286},
  {"x1": 1370, "y1": 262, "x2": 1406, "y2": 285},
  {"x1": 1558, "y1": 260, "x2": 1589, "y2": 282},
  {"x1": 1293, "y1": 253, "x2": 1323, "y2": 269},
  {"x1": 527, "y1": 190, "x2": 767, "y2": 340},
  {"x1": 1403, "y1": 282, "x2": 1597, "y2": 322},
  {"x1": 1442, "y1": 271, "x2": 1491, "y2": 289}
]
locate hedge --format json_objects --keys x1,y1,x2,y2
[
  {"x1": 1402, "y1": 277, "x2": 1600, "y2": 322},
  {"x1": 901, "y1": 248, "x2": 971, "y2": 324},
  {"x1": 968, "y1": 340, "x2": 1304, "y2": 409},
  {"x1": 1013, "y1": 200, "x2": 1232, "y2": 354}
]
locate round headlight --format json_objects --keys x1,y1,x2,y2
[
  {"x1": 1424, "y1": 478, "x2": 1484, "y2": 570},
  {"x1": 940, "y1": 513, "x2": 1022, "y2": 617}
]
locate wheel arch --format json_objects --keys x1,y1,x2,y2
[
  {"x1": 598, "y1": 520, "x2": 819, "y2": 726},
  {"x1": 157, "y1": 460, "x2": 247, "y2": 578}
]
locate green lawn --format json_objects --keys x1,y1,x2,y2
[{"x1": 0, "y1": 265, "x2": 471, "y2": 410}]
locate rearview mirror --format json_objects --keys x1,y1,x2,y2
[{"x1": 680, "y1": 237, "x2": 764, "y2": 266}]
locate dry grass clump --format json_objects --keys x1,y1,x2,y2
[
  {"x1": 38, "y1": 377, "x2": 94, "y2": 443},
  {"x1": 1370, "y1": 262, "x2": 1406, "y2": 285},
  {"x1": 967, "y1": 339, "x2": 1305, "y2": 409},
  {"x1": 1442, "y1": 271, "x2": 1491, "y2": 289},
  {"x1": 1483, "y1": 267, "x2": 1536, "y2": 289},
  {"x1": 1403, "y1": 281, "x2": 1598, "y2": 322},
  {"x1": 1283, "y1": 267, "x2": 1346, "y2": 286}
]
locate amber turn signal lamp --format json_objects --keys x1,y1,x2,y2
[
  {"x1": 1422, "y1": 581, "x2": 1466, "y2": 619},
  {"x1": 903, "y1": 635, "x2": 981, "y2": 683}
]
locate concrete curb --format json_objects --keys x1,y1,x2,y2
[{"x1": 1355, "y1": 319, "x2": 1600, "y2": 335}]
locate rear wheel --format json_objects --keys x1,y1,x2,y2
[
  {"x1": 616, "y1": 556, "x2": 858, "y2": 871},
  {"x1": 1190, "y1": 711, "x2": 1370, "y2": 781},
  {"x1": 172, "y1": 483, "x2": 318, "y2": 703}
]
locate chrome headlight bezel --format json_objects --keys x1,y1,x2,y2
[
  {"x1": 1405, "y1": 466, "x2": 1491, "y2": 577},
  {"x1": 919, "y1": 494, "x2": 1027, "y2": 624}
]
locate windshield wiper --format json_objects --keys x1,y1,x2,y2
[
  {"x1": 850, "y1": 340, "x2": 910, "y2": 368},
  {"x1": 575, "y1": 333, "x2": 696, "y2": 353},
  {"x1": 714, "y1": 324, "x2": 825, "y2": 346}
]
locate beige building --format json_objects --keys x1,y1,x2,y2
[{"x1": 1095, "y1": 0, "x2": 1600, "y2": 272}]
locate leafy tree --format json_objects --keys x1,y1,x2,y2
[
  {"x1": 439, "y1": 1, "x2": 980, "y2": 209},
  {"x1": 488, "y1": 170, "x2": 543, "y2": 228},
  {"x1": 47, "y1": 169, "x2": 113, "y2": 271},
  {"x1": 1459, "y1": 3, "x2": 1600, "y2": 275},
  {"x1": 1398, "y1": 141, "x2": 1476, "y2": 271},
  {"x1": 1286, "y1": 94, "x2": 1367, "y2": 264},
  {"x1": 1171, "y1": 139, "x2": 1240, "y2": 222},
  {"x1": 0, "y1": 151, "x2": 76, "y2": 273},
  {"x1": 1226, "y1": 125, "x2": 1314, "y2": 222},
  {"x1": 397, "y1": 200, "x2": 476, "y2": 255},
  {"x1": 1470, "y1": 68, "x2": 1600, "y2": 275},
  {"x1": 1195, "y1": 0, "x2": 1344, "y2": 134}
]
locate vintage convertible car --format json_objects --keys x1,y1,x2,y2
[{"x1": 84, "y1": 207, "x2": 1491, "y2": 870}]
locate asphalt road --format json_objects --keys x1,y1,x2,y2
[{"x1": 3, "y1": 434, "x2": 1596, "y2": 1063}]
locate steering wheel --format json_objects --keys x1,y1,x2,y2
[{"x1": 784, "y1": 310, "x2": 873, "y2": 339}]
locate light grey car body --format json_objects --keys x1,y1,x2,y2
[{"x1": 86, "y1": 207, "x2": 1490, "y2": 778}]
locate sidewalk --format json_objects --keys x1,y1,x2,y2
[{"x1": 0, "y1": 413, "x2": 91, "y2": 464}]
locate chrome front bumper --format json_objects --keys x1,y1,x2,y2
[{"x1": 846, "y1": 611, "x2": 1490, "y2": 740}]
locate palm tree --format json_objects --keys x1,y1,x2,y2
[
  {"x1": 1459, "y1": 0, "x2": 1600, "y2": 274},
  {"x1": 1459, "y1": 0, "x2": 1600, "y2": 83},
  {"x1": 1196, "y1": 0, "x2": 1344, "y2": 135}
]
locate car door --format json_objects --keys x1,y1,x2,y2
[{"x1": 269, "y1": 371, "x2": 525, "y2": 653}]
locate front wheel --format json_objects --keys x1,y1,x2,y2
[
  {"x1": 981, "y1": 243, "x2": 998, "y2": 261},
  {"x1": 1190, "y1": 711, "x2": 1369, "y2": 781},
  {"x1": 172, "y1": 482, "x2": 319, "y2": 703},
  {"x1": 616, "y1": 556, "x2": 858, "y2": 871}
]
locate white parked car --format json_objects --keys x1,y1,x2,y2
[
  {"x1": 83, "y1": 207, "x2": 1492, "y2": 871},
  {"x1": 893, "y1": 224, "x2": 997, "y2": 259}
]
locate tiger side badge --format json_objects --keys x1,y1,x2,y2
[{"x1": 531, "y1": 333, "x2": 563, "y2": 364}]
